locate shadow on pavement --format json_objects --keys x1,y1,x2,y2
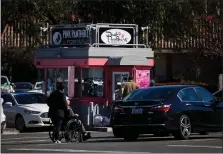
[
  {"x1": 21, "y1": 127, "x2": 51, "y2": 133},
  {"x1": 87, "y1": 135, "x2": 222, "y2": 143}
]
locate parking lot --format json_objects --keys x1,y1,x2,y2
[{"x1": 1, "y1": 131, "x2": 223, "y2": 153}]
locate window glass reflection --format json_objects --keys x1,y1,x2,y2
[
  {"x1": 33, "y1": 69, "x2": 45, "y2": 94},
  {"x1": 81, "y1": 68, "x2": 104, "y2": 97},
  {"x1": 47, "y1": 68, "x2": 68, "y2": 96}
]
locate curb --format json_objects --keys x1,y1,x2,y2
[{"x1": 88, "y1": 127, "x2": 113, "y2": 132}]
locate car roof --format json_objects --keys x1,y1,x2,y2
[{"x1": 139, "y1": 85, "x2": 201, "y2": 91}]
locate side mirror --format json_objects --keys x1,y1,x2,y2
[{"x1": 4, "y1": 102, "x2": 13, "y2": 107}]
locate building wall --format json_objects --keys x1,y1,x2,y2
[
  {"x1": 154, "y1": 53, "x2": 222, "y2": 84},
  {"x1": 154, "y1": 54, "x2": 167, "y2": 81}
]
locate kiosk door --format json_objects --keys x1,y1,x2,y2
[{"x1": 112, "y1": 72, "x2": 129, "y2": 101}]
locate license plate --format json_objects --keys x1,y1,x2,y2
[{"x1": 132, "y1": 108, "x2": 143, "y2": 114}]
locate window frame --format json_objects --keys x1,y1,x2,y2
[
  {"x1": 80, "y1": 67, "x2": 105, "y2": 98},
  {"x1": 177, "y1": 87, "x2": 202, "y2": 102},
  {"x1": 194, "y1": 87, "x2": 215, "y2": 103}
]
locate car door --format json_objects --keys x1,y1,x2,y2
[
  {"x1": 180, "y1": 88, "x2": 212, "y2": 129},
  {"x1": 2, "y1": 94, "x2": 17, "y2": 125},
  {"x1": 195, "y1": 87, "x2": 222, "y2": 130},
  {"x1": 1, "y1": 94, "x2": 10, "y2": 124}
]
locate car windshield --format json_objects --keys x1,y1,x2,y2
[
  {"x1": 123, "y1": 87, "x2": 177, "y2": 101},
  {"x1": 15, "y1": 83, "x2": 32, "y2": 89},
  {"x1": 14, "y1": 93, "x2": 47, "y2": 104}
]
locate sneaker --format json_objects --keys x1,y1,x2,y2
[
  {"x1": 54, "y1": 140, "x2": 61, "y2": 144},
  {"x1": 83, "y1": 132, "x2": 91, "y2": 141}
]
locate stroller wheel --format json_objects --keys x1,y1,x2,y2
[
  {"x1": 77, "y1": 132, "x2": 83, "y2": 143},
  {"x1": 65, "y1": 131, "x2": 72, "y2": 143},
  {"x1": 49, "y1": 124, "x2": 56, "y2": 142}
]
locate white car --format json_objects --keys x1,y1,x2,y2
[
  {"x1": 1, "y1": 98, "x2": 6, "y2": 134},
  {"x1": 1, "y1": 92, "x2": 50, "y2": 132}
]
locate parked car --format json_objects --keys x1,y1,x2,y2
[
  {"x1": 14, "y1": 82, "x2": 33, "y2": 92},
  {"x1": 1, "y1": 98, "x2": 6, "y2": 134},
  {"x1": 1, "y1": 76, "x2": 15, "y2": 93},
  {"x1": 110, "y1": 85, "x2": 223, "y2": 141},
  {"x1": 1, "y1": 92, "x2": 50, "y2": 132}
]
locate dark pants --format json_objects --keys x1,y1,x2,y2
[{"x1": 51, "y1": 117, "x2": 63, "y2": 141}]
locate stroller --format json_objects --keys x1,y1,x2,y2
[{"x1": 49, "y1": 106, "x2": 84, "y2": 143}]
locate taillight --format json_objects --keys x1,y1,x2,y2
[
  {"x1": 151, "y1": 104, "x2": 171, "y2": 112},
  {"x1": 114, "y1": 106, "x2": 125, "y2": 113}
]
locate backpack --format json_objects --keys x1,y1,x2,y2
[{"x1": 47, "y1": 91, "x2": 55, "y2": 108}]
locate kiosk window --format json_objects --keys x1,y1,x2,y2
[{"x1": 81, "y1": 68, "x2": 104, "y2": 97}]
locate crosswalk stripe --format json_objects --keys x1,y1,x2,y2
[
  {"x1": 8, "y1": 148, "x2": 151, "y2": 154},
  {"x1": 1, "y1": 136, "x2": 48, "y2": 141},
  {"x1": 2, "y1": 140, "x2": 49, "y2": 144},
  {"x1": 167, "y1": 145, "x2": 222, "y2": 149}
]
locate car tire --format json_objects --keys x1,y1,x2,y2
[
  {"x1": 153, "y1": 131, "x2": 170, "y2": 137},
  {"x1": 15, "y1": 116, "x2": 26, "y2": 132},
  {"x1": 123, "y1": 130, "x2": 139, "y2": 141},
  {"x1": 172, "y1": 114, "x2": 191, "y2": 140},
  {"x1": 112, "y1": 128, "x2": 123, "y2": 138},
  {"x1": 1, "y1": 122, "x2": 6, "y2": 134},
  {"x1": 199, "y1": 132, "x2": 208, "y2": 135}
]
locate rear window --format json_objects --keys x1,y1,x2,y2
[
  {"x1": 123, "y1": 87, "x2": 177, "y2": 101},
  {"x1": 214, "y1": 90, "x2": 223, "y2": 102}
]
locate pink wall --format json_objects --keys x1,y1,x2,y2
[
  {"x1": 135, "y1": 70, "x2": 150, "y2": 88},
  {"x1": 68, "y1": 66, "x2": 75, "y2": 97}
]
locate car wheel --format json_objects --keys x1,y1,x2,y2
[
  {"x1": 153, "y1": 131, "x2": 170, "y2": 137},
  {"x1": 172, "y1": 115, "x2": 191, "y2": 140},
  {"x1": 15, "y1": 116, "x2": 26, "y2": 132},
  {"x1": 112, "y1": 128, "x2": 123, "y2": 138},
  {"x1": 199, "y1": 132, "x2": 208, "y2": 135},
  {"x1": 123, "y1": 130, "x2": 139, "y2": 141}
]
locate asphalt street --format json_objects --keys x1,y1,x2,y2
[{"x1": 1, "y1": 131, "x2": 223, "y2": 153}]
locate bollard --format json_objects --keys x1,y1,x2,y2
[
  {"x1": 87, "y1": 106, "x2": 90, "y2": 126},
  {"x1": 89, "y1": 102, "x2": 94, "y2": 127}
]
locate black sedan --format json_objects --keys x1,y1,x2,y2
[{"x1": 110, "y1": 85, "x2": 223, "y2": 141}]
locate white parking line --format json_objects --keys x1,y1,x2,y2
[
  {"x1": 180, "y1": 139, "x2": 217, "y2": 142},
  {"x1": 8, "y1": 148, "x2": 151, "y2": 154},
  {"x1": 1, "y1": 136, "x2": 48, "y2": 141},
  {"x1": 167, "y1": 145, "x2": 222, "y2": 149},
  {"x1": 2, "y1": 140, "x2": 49, "y2": 144}
]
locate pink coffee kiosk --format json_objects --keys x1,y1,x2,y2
[{"x1": 34, "y1": 23, "x2": 154, "y2": 125}]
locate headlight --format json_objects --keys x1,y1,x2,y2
[{"x1": 24, "y1": 109, "x2": 40, "y2": 114}]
